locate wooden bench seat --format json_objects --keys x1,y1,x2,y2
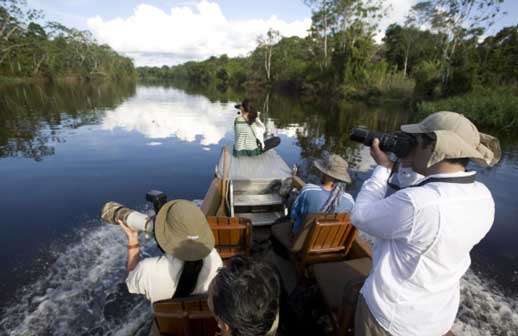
[
  {"x1": 152, "y1": 294, "x2": 218, "y2": 336},
  {"x1": 207, "y1": 216, "x2": 251, "y2": 259}
]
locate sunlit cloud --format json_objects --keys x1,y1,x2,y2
[{"x1": 87, "y1": 1, "x2": 311, "y2": 66}]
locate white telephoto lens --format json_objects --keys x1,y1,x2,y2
[{"x1": 126, "y1": 211, "x2": 151, "y2": 232}]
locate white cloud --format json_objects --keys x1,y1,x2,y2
[
  {"x1": 87, "y1": 1, "x2": 311, "y2": 66},
  {"x1": 265, "y1": 119, "x2": 307, "y2": 138}
]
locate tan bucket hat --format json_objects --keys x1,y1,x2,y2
[
  {"x1": 314, "y1": 154, "x2": 351, "y2": 183},
  {"x1": 154, "y1": 200, "x2": 215, "y2": 261},
  {"x1": 401, "y1": 111, "x2": 501, "y2": 167}
]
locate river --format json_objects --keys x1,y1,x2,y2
[{"x1": 0, "y1": 82, "x2": 516, "y2": 335}]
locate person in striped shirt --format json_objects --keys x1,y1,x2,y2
[{"x1": 233, "y1": 99, "x2": 280, "y2": 157}]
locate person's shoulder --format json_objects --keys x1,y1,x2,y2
[
  {"x1": 474, "y1": 181, "x2": 493, "y2": 198},
  {"x1": 206, "y1": 249, "x2": 224, "y2": 268},
  {"x1": 300, "y1": 183, "x2": 322, "y2": 194},
  {"x1": 134, "y1": 255, "x2": 174, "y2": 273},
  {"x1": 302, "y1": 183, "x2": 321, "y2": 190},
  {"x1": 340, "y1": 192, "x2": 355, "y2": 204}
]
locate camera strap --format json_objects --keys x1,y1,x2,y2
[
  {"x1": 245, "y1": 117, "x2": 263, "y2": 150},
  {"x1": 173, "y1": 259, "x2": 204, "y2": 299},
  {"x1": 388, "y1": 162, "x2": 476, "y2": 191},
  {"x1": 413, "y1": 174, "x2": 476, "y2": 187}
]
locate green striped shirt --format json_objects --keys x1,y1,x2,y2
[{"x1": 233, "y1": 116, "x2": 261, "y2": 157}]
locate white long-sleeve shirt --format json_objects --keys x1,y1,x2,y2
[
  {"x1": 252, "y1": 116, "x2": 266, "y2": 149},
  {"x1": 351, "y1": 166, "x2": 495, "y2": 336},
  {"x1": 126, "y1": 249, "x2": 223, "y2": 303}
]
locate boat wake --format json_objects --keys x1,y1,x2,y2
[
  {"x1": 358, "y1": 232, "x2": 518, "y2": 336},
  {"x1": 0, "y1": 223, "x2": 153, "y2": 336},
  {"x1": 454, "y1": 270, "x2": 518, "y2": 336},
  {"x1": 0, "y1": 224, "x2": 516, "y2": 335}
]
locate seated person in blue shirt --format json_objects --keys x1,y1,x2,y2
[{"x1": 271, "y1": 154, "x2": 354, "y2": 252}]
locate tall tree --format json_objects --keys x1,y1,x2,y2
[
  {"x1": 257, "y1": 28, "x2": 280, "y2": 82},
  {"x1": 412, "y1": 0, "x2": 504, "y2": 92},
  {"x1": 305, "y1": 0, "x2": 335, "y2": 69},
  {"x1": 333, "y1": 0, "x2": 384, "y2": 53},
  {"x1": 478, "y1": 25, "x2": 518, "y2": 85},
  {"x1": 0, "y1": 0, "x2": 42, "y2": 67}
]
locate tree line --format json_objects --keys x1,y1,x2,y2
[
  {"x1": 138, "y1": 0, "x2": 516, "y2": 103},
  {"x1": 0, "y1": 0, "x2": 136, "y2": 82}
]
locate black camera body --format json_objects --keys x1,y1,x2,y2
[
  {"x1": 350, "y1": 128, "x2": 416, "y2": 158},
  {"x1": 146, "y1": 190, "x2": 167, "y2": 214}
]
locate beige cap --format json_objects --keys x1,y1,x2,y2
[
  {"x1": 154, "y1": 200, "x2": 215, "y2": 261},
  {"x1": 401, "y1": 111, "x2": 501, "y2": 167},
  {"x1": 314, "y1": 154, "x2": 351, "y2": 183}
]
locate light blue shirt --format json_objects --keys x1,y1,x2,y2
[{"x1": 290, "y1": 183, "x2": 355, "y2": 234}]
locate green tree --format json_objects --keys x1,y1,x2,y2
[
  {"x1": 305, "y1": 0, "x2": 335, "y2": 69},
  {"x1": 383, "y1": 24, "x2": 444, "y2": 77},
  {"x1": 478, "y1": 25, "x2": 518, "y2": 85},
  {"x1": 411, "y1": 0, "x2": 504, "y2": 94},
  {"x1": 257, "y1": 28, "x2": 280, "y2": 82}
]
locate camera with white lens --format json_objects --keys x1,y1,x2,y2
[{"x1": 100, "y1": 190, "x2": 167, "y2": 233}]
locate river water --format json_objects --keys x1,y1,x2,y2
[{"x1": 0, "y1": 82, "x2": 516, "y2": 335}]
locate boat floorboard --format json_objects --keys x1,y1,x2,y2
[{"x1": 217, "y1": 149, "x2": 291, "y2": 181}]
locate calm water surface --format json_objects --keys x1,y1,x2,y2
[{"x1": 0, "y1": 82, "x2": 517, "y2": 335}]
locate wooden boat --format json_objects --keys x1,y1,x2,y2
[{"x1": 151, "y1": 147, "x2": 373, "y2": 336}]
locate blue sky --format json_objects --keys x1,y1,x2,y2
[
  {"x1": 28, "y1": 0, "x2": 312, "y2": 30},
  {"x1": 26, "y1": 0, "x2": 518, "y2": 66}
]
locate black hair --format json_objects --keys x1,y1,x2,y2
[
  {"x1": 241, "y1": 99, "x2": 257, "y2": 125},
  {"x1": 211, "y1": 256, "x2": 280, "y2": 336},
  {"x1": 173, "y1": 260, "x2": 204, "y2": 298},
  {"x1": 444, "y1": 158, "x2": 470, "y2": 167}
]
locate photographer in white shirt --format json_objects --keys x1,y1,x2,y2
[
  {"x1": 351, "y1": 112, "x2": 501, "y2": 336},
  {"x1": 118, "y1": 200, "x2": 223, "y2": 303}
]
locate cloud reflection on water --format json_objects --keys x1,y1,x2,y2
[
  {"x1": 102, "y1": 87, "x2": 236, "y2": 146},
  {"x1": 102, "y1": 87, "x2": 304, "y2": 146}
]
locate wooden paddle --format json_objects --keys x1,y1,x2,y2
[{"x1": 216, "y1": 146, "x2": 228, "y2": 216}]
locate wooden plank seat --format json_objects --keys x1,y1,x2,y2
[
  {"x1": 152, "y1": 294, "x2": 218, "y2": 336},
  {"x1": 207, "y1": 216, "x2": 251, "y2": 259},
  {"x1": 312, "y1": 258, "x2": 372, "y2": 335},
  {"x1": 271, "y1": 213, "x2": 358, "y2": 276}
]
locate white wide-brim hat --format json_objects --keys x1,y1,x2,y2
[{"x1": 400, "y1": 111, "x2": 501, "y2": 167}]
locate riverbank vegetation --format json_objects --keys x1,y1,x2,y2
[
  {"x1": 138, "y1": 0, "x2": 517, "y2": 129},
  {"x1": 416, "y1": 86, "x2": 518, "y2": 130},
  {"x1": 0, "y1": 0, "x2": 136, "y2": 83}
]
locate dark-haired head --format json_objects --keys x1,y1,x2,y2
[
  {"x1": 208, "y1": 256, "x2": 280, "y2": 336},
  {"x1": 236, "y1": 99, "x2": 257, "y2": 125}
]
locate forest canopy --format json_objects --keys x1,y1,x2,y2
[
  {"x1": 0, "y1": 0, "x2": 136, "y2": 81},
  {"x1": 139, "y1": 0, "x2": 516, "y2": 102}
]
